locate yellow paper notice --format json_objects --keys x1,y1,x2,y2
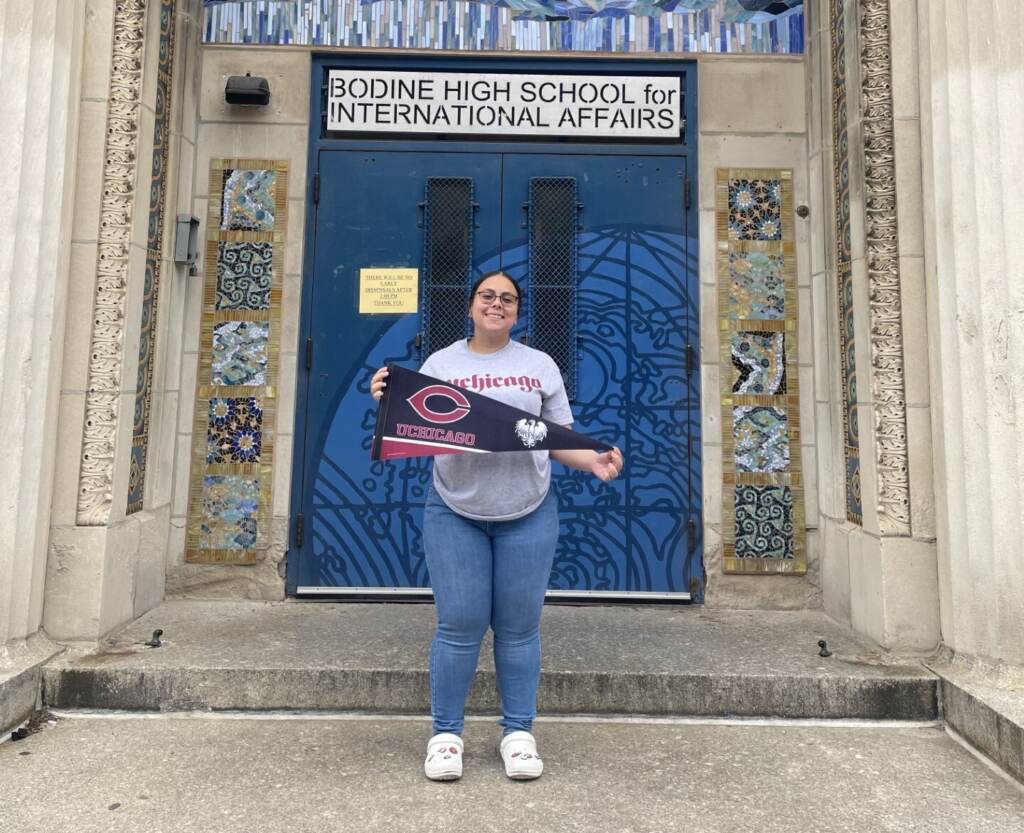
[{"x1": 359, "y1": 268, "x2": 419, "y2": 314}]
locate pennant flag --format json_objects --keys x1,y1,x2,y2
[{"x1": 371, "y1": 364, "x2": 612, "y2": 460}]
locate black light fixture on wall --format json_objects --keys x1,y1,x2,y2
[{"x1": 225, "y1": 72, "x2": 270, "y2": 106}]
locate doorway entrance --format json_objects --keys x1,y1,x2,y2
[{"x1": 289, "y1": 59, "x2": 702, "y2": 600}]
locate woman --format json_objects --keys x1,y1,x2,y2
[{"x1": 371, "y1": 270, "x2": 623, "y2": 781}]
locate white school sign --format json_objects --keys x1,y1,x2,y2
[{"x1": 326, "y1": 70, "x2": 682, "y2": 139}]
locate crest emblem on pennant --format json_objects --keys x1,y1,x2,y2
[{"x1": 514, "y1": 418, "x2": 549, "y2": 449}]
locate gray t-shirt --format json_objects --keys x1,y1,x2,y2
[{"x1": 420, "y1": 339, "x2": 573, "y2": 521}]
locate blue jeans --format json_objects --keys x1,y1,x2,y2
[{"x1": 422, "y1": 486, "x2": 559, "y2": 736}]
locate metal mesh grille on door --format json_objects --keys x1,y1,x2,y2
[
  {"x1": 422, "y1": 177, "x2": 474, "y2": 359},
  {"x1": 528, "y1": 177, "x2": 579, "y2": 399}
]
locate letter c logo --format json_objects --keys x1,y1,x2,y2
[{"x1": 407, "y1": 385, "x2": 471, "y2": 424}]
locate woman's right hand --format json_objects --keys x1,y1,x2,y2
[{"x1": 370, "y1": 367, "x2": 389, "y2": 401}]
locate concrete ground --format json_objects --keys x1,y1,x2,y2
[{"x1": 1, "y1": 713, "x2": 1022, "y2": 833}]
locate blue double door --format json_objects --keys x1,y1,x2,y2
[{"x1": 290, "y1": 148, "x2": 702, "y2": 598}]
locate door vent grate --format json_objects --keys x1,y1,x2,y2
[
  {"x1": 421, "y1": 177, "x2": 474, "y2": 359},
  {"x1": 528, "y1": 177, "x2": 579, "y2": 399}
]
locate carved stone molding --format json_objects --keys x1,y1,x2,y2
[
  {"x1": 858, "y1": 0, "x2": 911, "y2": 535},
  {"x1": 77, "y1": 0, "x2": 147, "y2": 525}
]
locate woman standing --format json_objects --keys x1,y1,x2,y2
[{"x1": 371, "y1": 270, "x2": 623, "y2": 781}]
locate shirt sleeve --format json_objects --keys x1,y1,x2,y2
[
  {"x1": 541, "y1": 359, "x2": 574, "y2": 426},
  {"x1": 419, "y1": 352, "x2": 438, "y2": 378}
]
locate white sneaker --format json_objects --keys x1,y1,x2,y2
[
  {"x1": 424, "y1": 733, "x2": 463, "y2": 781},
  {"x1": 499, "y1": 731, "x2": 544, "y2": 780}
]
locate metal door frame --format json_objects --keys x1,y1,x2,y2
[{"x1": 287, "y1": 53, "x2": 701, "y2": 600}]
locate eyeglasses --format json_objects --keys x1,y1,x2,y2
[{"x1": 475, "y1": 290, "x2": 519, "y2": 307}]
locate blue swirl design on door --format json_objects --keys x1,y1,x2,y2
[{"x1": 309, "y1": 227, "x2": 700, "y2": 593}]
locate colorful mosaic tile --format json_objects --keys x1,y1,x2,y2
[
  {"x1": 203, "y1": 0, "x2": 805, "y2": 54},
  {"x1": 127, "y1": 0, "x2": 178, "y2": 514},
  {"x1": 207, "y1": 397, "x2": 263, "y2": 464},
  {"x1": 128, "y1": 444, "x2": 146, "y2": 505},
  {"x1": 221, "y1": 169, "x2": 276, "y2": 231},
  {"x1": 212, "y1": 321, "x2": 269, "y2": 386},
  {"x1": 846, "y1": 454, "x2": 863, "y2": 520},
  {"x1": 728, "y1": 177, "x2": 782, "y2": 241},
  {"x1": 727, "y1": 251, "x2": 785, "y2": 320},
  {"x1": 832, "y1": 0, "x2": 860, "y2": 524},
  {"x1": 216, "y1": 241, "x2": 273, "y2": 310},
  {"x1": 188, "y1": 159, "x2": 288, "y2": 564},
  {"x1": 199, "y1": 475, "x2": 259, "y2": 549},
  {"x1": 718, "y1": 167, "x2": 803, "y2": 574},
  {"x1": 734, "y1": 484, "x2": 794, "y2": 559},
  {"x1": 733, "y1": 405, "x2": 789, "y2": 473},
  {"x1": 731, "y1": 331, "x2": 786, "y2": 395}
]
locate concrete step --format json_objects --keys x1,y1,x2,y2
[
  {"x1": 42, "y1": 601, "x2": 939, "y2": 720},
  {"x1": 926, "y1": 657, "x2": 1024, "y2": 784},
  {"x1": 0, "y1": 634, "x2": 62, "y2": 734},
  {"x1": 5, "y1": 714, "x2": 1024, "y2": 833}
]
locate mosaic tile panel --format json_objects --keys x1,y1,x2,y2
[
  {"x1": 717, "y1": 167, "x2": 805, "y2": 574},
  {"x1": 199, "y1": 475, "x2": 260, "y2": 549},
  {"x1": 203, "y1": 0, "x2": 805, "y2": 54},
  {"x1": 187, "y1": 159, "x2": 288, "y2": 564},
  {"x1": 221, "y1": 169, "x2": 277, "y2": 231},
  {"x1": 734, "y1": 484, "x2": 794, "y2": 559},
  {"x1": 212, "y1": 320, "x2": 270, "y2": 386},
  {"x1": 727, "y1": 251, "x2": 785, "y2": 320},
  {"x1": 207, "y1": 397, "x2": 264, "y2": 464},
  {"x1": 733, "y1": 405, "x2": 789, "y2": 473},
  {"x1": 728, "y1": 177, "x2": 782, "y2": 241},
  {"x1": 127, "y1": 0, "x2": 177, "y2": 513},
  {"x1": 731, "y1": 331, "x2": 786, "y2": 395},
  {"x1": 832, "y1": 0, "x2": 861, "y2": 524},
  {"x1": 216, "y1": 241, "x2": 273, "y2": 310}
]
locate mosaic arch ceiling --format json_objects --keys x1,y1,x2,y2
[
  {"x1": 203, "y1": 0, "x2": 804, "y2": 53},
  {"x1": 204, "y1": 0, "x2": 803, "y2": 19}
]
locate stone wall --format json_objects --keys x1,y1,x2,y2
[
  {"x1": 698, "y1": 58, "x2": 822, "y2": 607},
  {"x1": 167, "y1": 47, "x2": 821, "y2": 605},
  {"x1": 166, "y1": 47, "x2": 308, "y2": 598}
]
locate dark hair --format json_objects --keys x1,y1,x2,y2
[{"x1": 468, "y1": 270, "x2": 522, "y2": 312}]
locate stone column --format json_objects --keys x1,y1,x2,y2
[
  {"x1": 42, "y1": 0, "x2": 202, "y2": 640},
  {"x1": 0, "y1": 0, "x2": 86, "y2": 646},
  {"x1": 815, "y1": 0, "x2": 940, "y2": 651},
  {"x1": 918, "y1": 0, "x2": 1024, "y2": 666}
]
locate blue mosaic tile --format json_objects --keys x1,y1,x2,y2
[
  {"x1": 727, "y1": 251, "x2": 785, "y2": 320},
  {"x1": 199, "y1": 475, "x2": 259, "y2": 549},
  {"x1": 734, "y1": 484, "x2": 794, "y2": 559},
  {"x1": 731, "y1": 331, "x2": 786, "y2": 395},
  {"x1": 127, "y1": 444, "x2": 146, "y2": 509},
  {"x1": 733, "y1": 404, "x2": 789, "y2": 473},
  {"x1": 216, "y1": 241, "x2": 273, "y2": 310},
  {"x1": 207, "y1": 397, "x2": 263, "y2": 464},
  {"x1": 128, "y1": 0, "x2": 178, "y2": 514},
  {"x1": 211, "y1": 320, "x2": 269, "y2": 386},
  {"x1": 221, "y1": 169, "x2": 276, "y2": 231},
  {"x1": 203, "y1": 0, "x2": 805, "y2": 54},
  {"x1": 728, "y1": 177, "x2": 782, "y2": 241},
  {"x1": 846, "y1": 453, "x2": 862, "y2": 520}
]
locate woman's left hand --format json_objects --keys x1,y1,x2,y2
[{"x1": 591, "y1": 447, "x2": 624, "y2": 482}]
